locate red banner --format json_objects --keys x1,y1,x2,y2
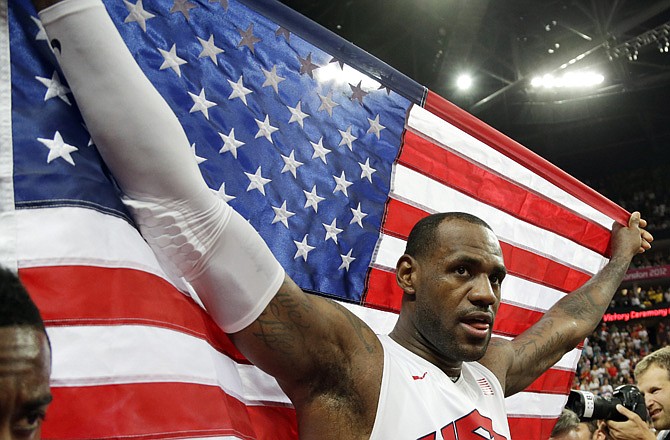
[
  {"x1": 624, "y1": 265, "x2": 670, "y2": 282},
  {"x1": 602, "y1": 306, "x2": 670, "y2": 323}
]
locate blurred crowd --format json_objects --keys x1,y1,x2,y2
[
  {"x1": 573, "y1": 322, "x2": 670, "y2": 395},
  {"x1": 586, "y1": 165, "x2": 670, "y2": 234}
]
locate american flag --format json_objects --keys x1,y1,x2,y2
[{"x1": 2, "y1": 0, "x2": 630, "y2": 438}]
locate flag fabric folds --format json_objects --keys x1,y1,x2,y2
[{"x1": 1, "y1": 0, "x2": 630, "y2": 438}]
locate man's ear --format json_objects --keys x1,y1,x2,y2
[{"x1": 396, "y1": 254, "x2": 417, "y2": 295}]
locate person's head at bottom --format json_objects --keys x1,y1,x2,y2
[
  {"x1": 0, "y1": 267, "x2": 52, "y2": 439},
  {"x1": 635, "y1": 347, "x2": 670, "y2": 431},
  {"x1": 550, "y1": 409, "x2": 582, "y2": 440}
]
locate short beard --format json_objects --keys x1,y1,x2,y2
[{"x1": 415, "y1": 300, "x2": 490, "y2": 363}]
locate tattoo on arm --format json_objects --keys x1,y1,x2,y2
[
  {"x1": 513, "y1": 318, "x2": 571, "y2": 373},
  {"x1": 252, "y1": 289, "x2": 313, "y2": 355},
  {"x1": 330, "y1": 301, "x2": 376, "y2": 354},
  {"x1": 555, "y1": 290, "x2": 599, "y2": 321}
]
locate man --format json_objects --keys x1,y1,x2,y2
[
  {"x1": 30, "y1": 0, "x2": 652, "y2": 438},
  {"x1": 0, "y1": 267, "x2": 52, "y2": 439},
  {"x1": 549, "y1": 409, "x2": 581, "y2": 440},
  {"x1": 607, "y1": 347, "x2": 670, "y2": 440}
]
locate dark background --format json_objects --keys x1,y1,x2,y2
[{"x1": 277, "y1": 0, "x2": 670, "y2": 182}]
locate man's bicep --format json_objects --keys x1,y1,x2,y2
[{"x1": 229, "y1": 275, "x2": 379, "y2": 391}]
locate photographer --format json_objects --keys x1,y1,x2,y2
[{"x1": 607, "y1": 347, "x2": 670, "y2": 440}]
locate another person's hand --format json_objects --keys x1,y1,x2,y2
[
  {"x1": 611, "y1": 212, "x2": 653, "y2": 259},
  {"x1": 606, "y1": 404, "x2": 656, "y2": 440}
]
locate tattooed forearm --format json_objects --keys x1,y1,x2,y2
[{"x1": 554, "y1": 255, "x2": 631, "y2": 326}]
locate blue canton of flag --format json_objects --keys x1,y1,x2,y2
[{"x1": 12, "y1": 0, "x2": 413, "y2": 302}]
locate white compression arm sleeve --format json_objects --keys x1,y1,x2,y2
[{"x1": 38, "y1": 0, "x2": 285, "y2": 333}]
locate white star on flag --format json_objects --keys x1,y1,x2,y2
[
  {"x1": 227, "y1": 76, "x2": 253, "y2": 105},
  {"x1": 35, "y1": 71, "x2": 71, "y2": 105},
  {"x1": 197, "y1": 35, "x2": 224, "y2": 64},
  {"x1": 261, "y1": 65, "x2": 286, "y2": 93},
  {"x1": 310, "y1": 137, "x2": 331, "y2": 164},
  {"x1": 323, "y1": 219, "x2": 343, "y2": 243},
  {"x1": 271, "y1": 201, "x2": 295, "y2": 228},
  {"x1": 280, "y1": 150, "x2": 303, "y2": 178},
  {"x1": 190, "y1": 143, "x2": 206, "y2": 164},
  {"x1": 254, "y1": 115, "x2": 279, "y2": 143},
  {"x1": 293, "y1": 235, "x2": 315, "y2": 261},
  {"x1": 123, "y1": 0, "x2": 155, "y2": 32},
  {"x1": 333, "y1": 171, "x2": 353, "y2": 197},
  {"x1": 350, "y1": 202, "x2": 367, "y2": 227},
  {"x1": 303, "y1": 185, "x2": 325, "y2": 213},
  {"x1": 188, "y1": 88, "x2": 217, "y2": 119},
  {"x1": 318, "y1": 91, "x2": 339, "y2": 116},
  {"x1": 338, "y1": 249, "x2": 356, "y2": 271},
  {"x1": 37, "y1": 131, "x2": 78, "y2": 165},
  {"x1": 244, "y1": 166, "x2": 271, "y2": 195},
  {"x1": 215, "y1": 182, "x2": 235, "y2": 202},
  {"x1": 338, "y1": 125, "x2": 357, "y2": 150},
  {"x1": 31, "y1": 16, "x2": 47, "y2": 41},
  {"x1": 359, "y1": 158, "x2": 376, "y2": 182},
  {"x1": 158, "y1": 44, "x2": 187, "y2": 76},
  {"x1": 367, "y1": 114, "x2": 385, "y2": 139},
  {"x1": 218, "y1": 128, "x2": 245, "y2": 158},
  {"x1": 287, "y1": 101, "x2": 309, "y2": 127}
]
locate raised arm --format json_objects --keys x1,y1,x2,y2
[
  {"x1": 34, "y1": 0, "x2": 382, "y2": 431},
  {"x1": 481, "y1": 212, "x2": 653, "y2": 396}
]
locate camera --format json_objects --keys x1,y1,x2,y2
[{"x1": 565, "y1": 384, "x2": 648, "y2": 422}]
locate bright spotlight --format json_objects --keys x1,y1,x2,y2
[
  {"x1": 456, "y1": 74, "x2": 473, "y2": 90},
  {"x1": 530, "y1": 71, "x2": 604, "y2": 89}
]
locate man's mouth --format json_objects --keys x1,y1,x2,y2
[{"x1": 460, "y1": 313, "x2": 493, "y2": 338}]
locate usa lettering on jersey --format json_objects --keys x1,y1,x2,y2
[{"x1": 417, "y1": 409, "x2": 508, "y2": 440}]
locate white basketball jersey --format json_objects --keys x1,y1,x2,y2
[{"x1": 369, "y1": 334, "x2": 511, "y2": 440}]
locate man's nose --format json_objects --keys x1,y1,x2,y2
[
  {"x1": 645, "y1": 393, "x2": 654, "y2": 409},
  {"x1": 469, "y1": 274, "x2": 497, "y2": 306}
]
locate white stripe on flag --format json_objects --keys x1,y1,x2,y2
[
  {"x1": 505, "y1": 391, "x2": 568, "y2": 418},
  {"x1": 407, "y1": 105, "x2": 613, "y2": 229},
  {"x1": 391, "y1": 165, "x2": 608, "y2": 273},
  {"x1": 0, "y1": 0, "x2": 15, "y2": 272},
  {"x1": 47, "y1": 324, "x2": 291, "y2": 406}
]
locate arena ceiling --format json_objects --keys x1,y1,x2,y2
[{"x1": 277, "y1": 0, "x2": 670, "y2": 181}]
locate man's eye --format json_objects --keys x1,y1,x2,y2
[
  {"x1": 455, "y1": 266, "x2": 468, "y2": 275},
  {"x1": 490, "y1": 274, "x2": 503, "y2": 285},
  {"x1": 14, "y1": 411, "x2": 46, "y2": 435}
]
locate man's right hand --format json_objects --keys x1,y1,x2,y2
[
  {"x1": 610, "y1": 211, "x2": 653, "y2": 261},
  {"x1": 606, "y1": 404, "x2": 656, "y2": 440}
]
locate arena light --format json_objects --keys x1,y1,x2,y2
[
  {"x1": 530, "y1": 71, "x2": 604, "y2": 89},
  {"x1": 456, "y1": 74, "x2": 473, "y2": 90}
]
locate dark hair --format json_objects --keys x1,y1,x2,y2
[
  {"x1": 0, "y1": 266, "x2": 46, "y2": 333},
  {"x1": 404, "y1": 212, "x2": 493, "y2": 259}
]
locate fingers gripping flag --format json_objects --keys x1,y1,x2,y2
[{"x1": 2, "y1": 0, "x2": 630, "y2": 438}]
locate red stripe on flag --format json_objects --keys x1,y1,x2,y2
[
  {"x1": 399, "y1": 130, "x2": 611, "y2": 255},
  {"x1": 382, "y1": 198, "x2": 592, "y2": 292},
  {"x1": 508, "y1": 416, "x2": 558, "y2": 440},
  {"x1": 365, "y1": 268, "x2": 402, "y2": 312},
  {"x1": 43, "y1": 383, "x2": 297, "y2": 440},
  {"x1": 423, "y1": 90, "x2": 629, "y2": 229},
  {"x1": 523, "y1": 368, "x2": 575, "y2": 395},
  {"x1": 19, "y1": 266, "x2": 247, "y2": 363}
]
